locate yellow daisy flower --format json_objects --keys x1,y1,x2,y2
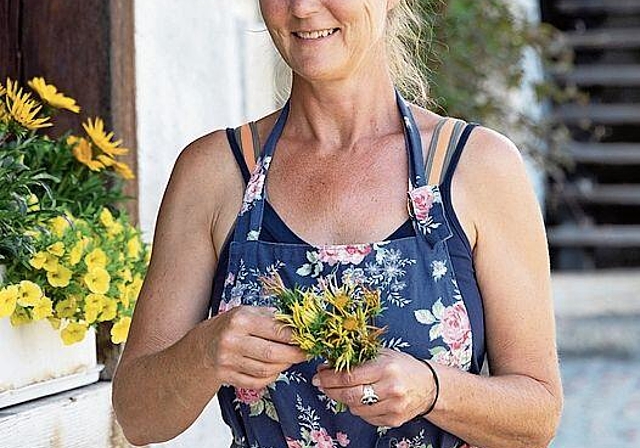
[
  {"x1": 27, "y1": 77, "x2": 80, "y2": 113},
  {"x1": 82, "y1": 117, "x2": 129, "y2": 157},
  {"x1": 17, "y1": 280, "x2": 43, "y2": 306},
  {"x1": 0, "y1": 101, "x2": 8, "y2": 124},
  {"x1": 61, "y1": 322, "x2": 88, "y2": 345},
  {"x1": 47, "y1": 264, "x2": 73, "y2": 288},
  {"x1": 68, "y1": 136, "x2": 104, "y2": 171},
  {"x1": 96, "y1": 154, "x2": 115, "y2": 167},
  {"x1": 0, "y1": 285, "x2": 19, "y2": 318},
  {"x1": 47, "y1": 241, "x2": 65, "y2": 257},
  {"x1": 0, "y1": 82, "x2": 5, "y2": 97},
  {"x1": 112, "y1": 160, "x2": 135, "y2": 180},
  {"x1": 85, "y1": 248, "x2": 108, "y2": 269},
  {"x1": 32, "y1": 296, "x2": 54, "y2": 320},
  {"x1": 10, "y1": 306, "x2": 31, "y2": 326},
  {"x1": 55, "y1": 296, "x2": 78, "y2": 318},
  {"x1": 84, "y1": 267, "x2": 111, "y2": 294},
  {"x1": 5, "y1": 79, "x2": 52, "y2": 130},
  {"x1": 111, "y1": 316, "x2": 132, "y2": 344}
]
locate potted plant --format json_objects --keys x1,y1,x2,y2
[{"x1": 0, "y1": 77, "x2": 149, "y2": 408}]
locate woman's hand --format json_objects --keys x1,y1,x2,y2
[
  {"x1": 202, "y1": 306, "x2": 307, "y2": 390},
  {"x1": 312, "y1": 349, "x2": 437, "y2": 428}
]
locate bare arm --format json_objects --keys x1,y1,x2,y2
[{"x1": 316, "y1": 127, "x2": 563, "y2": 447}]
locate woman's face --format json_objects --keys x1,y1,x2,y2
[{"x1": 260, "y1": 0, "x2": 397, "y2": 82}]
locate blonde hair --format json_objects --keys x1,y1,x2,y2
[{"x1": 273, "y1": 0, "x2": 433, "y2": 107}]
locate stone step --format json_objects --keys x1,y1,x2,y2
[
  {"x1": 567, "y1": 142, "x2": 640, "y2": 165},
  {"x1": 548, "y1": 225, "x2": 640, "y2": 248},
  {"x1": 553, "y1": 269, "x2": 640, "y2": 358},
  {"x1": 555, "y1": 183, "x2": 640, "y2": 206},
  {"x1": 557, "y1": 0, "x2": 640, "y2": 15},
  {"x1": 563, "y1": 28, "x2": 640, "y2": 49},
  {"x1": 554, "y1": 103, "x2": 640, "y2": 125},
  {"x1": 552, "y1": 64, "x2": 640, "y2": 87}
]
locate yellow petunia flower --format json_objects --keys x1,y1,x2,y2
[
  {"x1": 85, "y1": 248, "x2": 108, "y2": 269},
  {"x1": 84, "y1": 293, "x2": 106, "y2": 323},
  {"x1": 29, "y1": 251, "x2": 58, "y2": 271},
  {"x1": 0, "y1": 285, "x2": 19, "y2": 318},
  {"x1": 32, "y1": 296, "x2": 53, "y2": 320},
  {"x1": 129, "y1": 275, "x2": 144, "y2": 299},
  {"x1": 84, "y1": 267, "x2": 111, "y2": 294},
  {"x1": 68, "y1": 135, "x2": 104, "y2": 171},
  {"x1": 17, "y1": 280, "x2": 43, "y2": 306},
  {"x1": 47, "y1": 264, "x2": 72, "y2": 288},
  {"x1": 27, "y1": 77, "x2": 80, "y2": 113},
  {"x1": 5, "y1": 79, "x2": 52, "y2": 130},
  {"x1": 127, "y1": 236, "x2": 141, "y2": 259},
  {"x1": 61, "y1": 322, "x2": 88, "y2": 345},
  {"x1": 117, "y1": 283, "x2": 131, "y2": 309},
  {"x1": 107, "y1": 221, "x2": 124, "y2": 237},
  {"x1": 82, "y1": 117, "x2": 129, "y2": 157},
  {"x1": 55, "y1": 296, "x2": 78, "y2": 318},
  {"x1": 99, "y1": 207, "x2": 115, "y2": 227},
  {"x1": 47, "y1": 241, "x2": 65, "y2": 257},
  {"x1": 49, "y1": 216, "x2": 71, "y2": 237},
  {"x1": 10, "y1": 306, "x2": 31, "y2": 326},
  {"x1": 68, "y1": 241, "x2": 84, "y2": 266},
  {"x1": 99, "y1": 297, "x2": 118, "y2": 322},
  {"x1": 111, "y1": 316, "x2": 132, "y2": 344}
]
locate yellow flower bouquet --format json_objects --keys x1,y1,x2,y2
[{"x1": 261, "y1": 273, "x2": 386, "y2": 373}]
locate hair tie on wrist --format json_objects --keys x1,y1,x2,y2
[{"x1": 419, "y1": 359, "x2": 440, "y2": 417}]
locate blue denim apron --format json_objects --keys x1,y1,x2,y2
[{"x1": 213, "y1": 92, "x2": 481, "y2": 448}]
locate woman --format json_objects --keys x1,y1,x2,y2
[{"x1": 112, "y1": 1, "x2": 563, "y2": 447}]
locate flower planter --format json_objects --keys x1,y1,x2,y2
[{"x1": 0, "y1": 266, "x2": 103, "y2": 409}]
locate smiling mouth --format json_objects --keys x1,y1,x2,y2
[{"x1": 292, "y1": 28, "x2": 339, "y2": 40}]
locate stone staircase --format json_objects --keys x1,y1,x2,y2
[{"x1": 542, "y1": 0, "x2": 640, "y2": 269}]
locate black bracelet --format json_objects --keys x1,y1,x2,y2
[{"x1": 418, "y1": 360, "x2": 440, "y2": 417}]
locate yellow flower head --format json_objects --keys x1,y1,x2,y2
[
  {"x1": 82, "y1": 117, "x2": 129, "y2": 157},
  {"x1": 47, "y1": 316, "x2": 62, "y2": 330},
  {"x1": 47, "y1": 264, "x2": 72, "y2": 288},
  {"x1": 5, "y1": 79, "x2": 52, "y2": 130},
  {"x1": 68, "y1": 136, "x2": 104, "y2": 171},
  {"x1": 117, "y1": 283, "x2": 131, "y2": 309},
  {"x1": 29, "y1": 251, "x2": 59, "y2": 272},
  {"x1": 99, "y1": 297, "x2": 118, "y2": 322},
  {"x1": 107, "y1": 221, "x2": 124, "y2": 237},
  {"x1": 47, "y1": 241, "x2": 65, "y2": 257},
  {"x1": 55, "y1": 296, "x2": 78, "y2": 318},
  {"x1": 111, "y1": 316, "x2": 132, "y2": 344},
  {"x1": 28, "y1": 77, "x2": 80, "y2": 113},
  {"x1": 0, "y1": 82, "x2": 5, "y2": 97},
  {"x1": 84, "y1": 293, "x2": 106, "y2": 323},
  {"x1": 17, "y1": 280, "x2": 43, "y2": 307},
  {"x1": 0, "y1": 101, "x2": 8, "y2": 124},
  {"x1": 0, "y1": 285, "x2": 19, "y2": 318},
  {"x1": 85, "y1": 248, "x2": 108, "y2": 269},
  {"x1": 96, "y1": 154, "x2": 115, "y2": 167},
  {"x1": 61, "y1": 322, "x2": 88, "y2": 345},
  {"x1": 10, "y1": 306, "x2": 31, "y2": 326},
  {"x1": 49, "y1": 215, "x2": 71, "y2": 237},
  {"x1": 127, "y1": 236, "x2": 141, "y2": 259},
  {"x1": 84, "y1": 267, "x2": 111, "y2": 294},
  {"x1": 68, "y1": 241, "x2": 84, "y2": 266},
  {"x1": 113, "y1": 160, "x2": 135, "y2": 180},
  {"x1": 32, "y1": 296, "x2": 53, "y2": 320}
]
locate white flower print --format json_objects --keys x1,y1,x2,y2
[{"x1": 431, "y1": 260, "x2": 448, "y2": 281}]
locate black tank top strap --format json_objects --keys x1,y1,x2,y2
[{"x1": 441, "y1": 122, "x2": 478, "y2": 188}]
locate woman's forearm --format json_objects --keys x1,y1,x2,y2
[
  {"x1": 112, "y1": 321, "x2": 220, "y2": 446},
  {"x1": 426, "y1": 364, "x2": 563, "y2": 448}
]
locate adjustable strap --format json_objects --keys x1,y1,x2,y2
[
  {"x1": 234, "y1": 122, "x2": 262, "y2": 174},
  {"x1": 425, "y1": 118, "x2": 467, "y2": 185}
]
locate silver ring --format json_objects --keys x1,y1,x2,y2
[{"x1": 360, "y1": 384, "x2": 379, "y2": 406}]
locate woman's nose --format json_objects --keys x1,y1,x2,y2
[{"x1": 290, "y1": 0, "x2": 322, "y2": 19}]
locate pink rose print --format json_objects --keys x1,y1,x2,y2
[
  {"x1": 409, "y1": 186, "x2": 435, "y2": 223},
  {"x1": 286, "y1": 438, "x2": 303, "y2": 448},
  {"x1": 441, "y1": 302, "x2": 472, "y2": 350},
  {"x1": 234, "y1": 387, "x2": 265, "y2": 405},
  {"x1": 336, "y1": 431, "x2": 350, "y2": 447},
  {"x1": 310, "y1": 429, "x2": 334, "y2": 448},
  {"x1": 396, "y1": 440, "x2": 410, "y2": 448},
  {"x1": 318, "y1": 245, "x2": 372, "y2": 266}
]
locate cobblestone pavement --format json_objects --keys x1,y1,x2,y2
[{"x1": 552, "y1": 357, "x2": 640, "y2": 448}]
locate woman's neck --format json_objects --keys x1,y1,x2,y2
[{"x1": 285, "y1": 67, "x2": 401, "y2": 152}]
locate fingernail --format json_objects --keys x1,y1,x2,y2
[{"x1": 312, "y1": 376, "x2": 320, "y2": 387}]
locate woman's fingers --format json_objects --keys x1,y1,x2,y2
[{"x1": 241, "y1": 335, "x2": 307, "y2": 365}]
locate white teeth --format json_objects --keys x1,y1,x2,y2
[{"x1": 295, "y1": 29, "x2": 336, "y2": 40}]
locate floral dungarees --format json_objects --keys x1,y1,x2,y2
[{"x1": 211, "y1": 91, "x2": 483, "y2": 448}]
